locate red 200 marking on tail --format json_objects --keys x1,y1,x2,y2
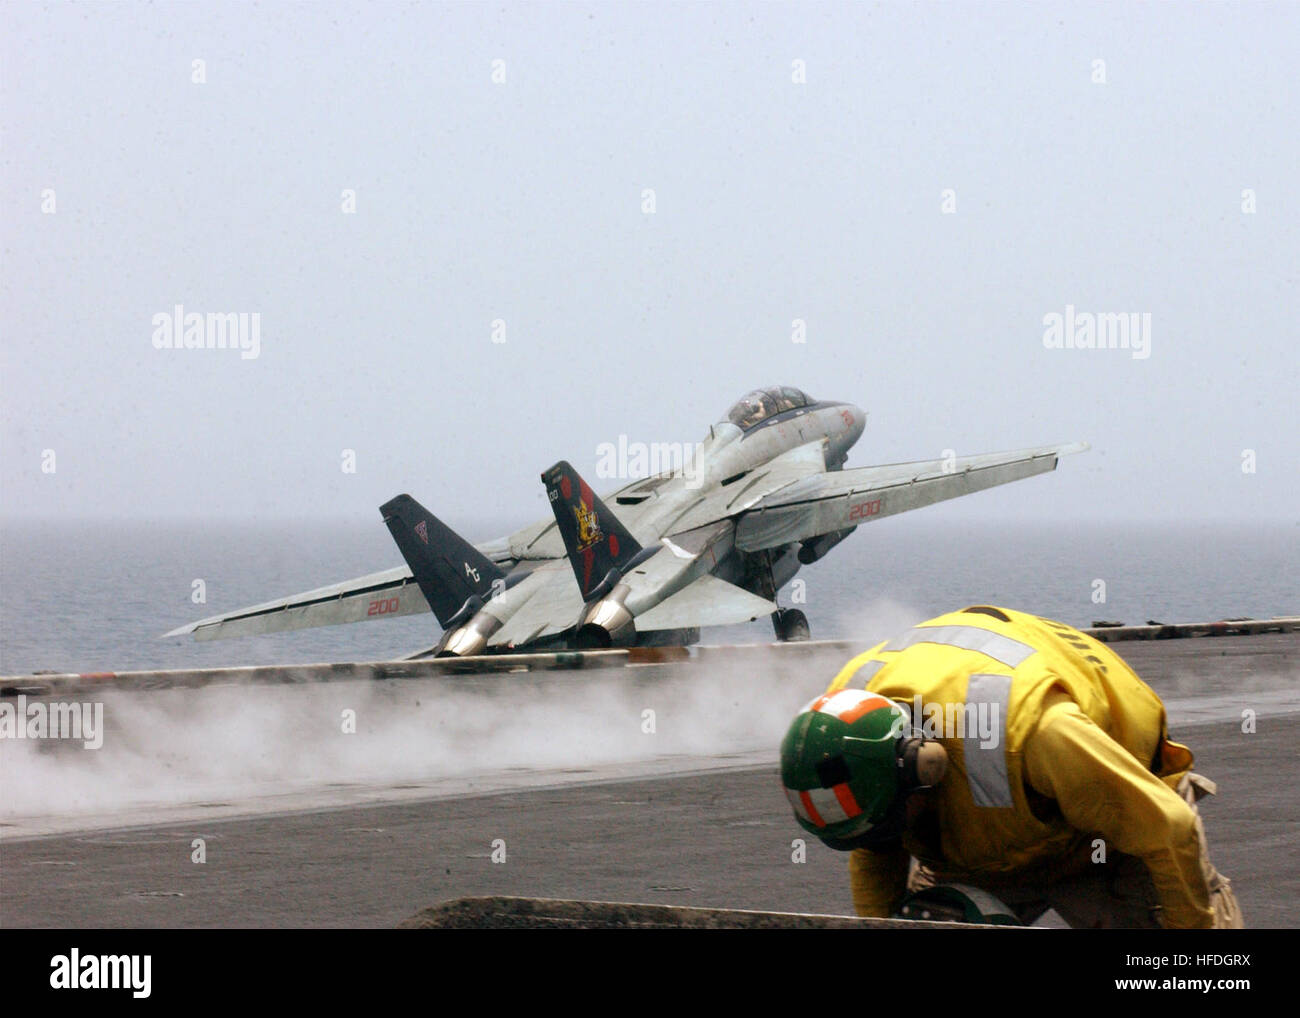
[
  {"x1": 367, "y1": 597, "x2": 400, "y2": 616},
  {"x1": 849, "y1": 499, "x2": 882, "y2": 521}
]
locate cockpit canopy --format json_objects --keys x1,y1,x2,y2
[{"x1": 725, "y1": 386, "x2": 813, "y2": 430}]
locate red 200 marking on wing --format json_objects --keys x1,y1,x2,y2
[
  {"x1": 849, "y1": 499, "x2": 882, "y2": 521},
  {"x1": 367, "y1": 597, "x2": 400, "y2": 616}
]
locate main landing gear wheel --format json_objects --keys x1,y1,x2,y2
[{"x1": 772, "y1": 608, "x2": 810, "y2": 642}]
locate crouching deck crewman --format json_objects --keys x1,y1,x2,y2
[{"x1": 779, "y1": 605, "x2": 1242, "y2": 928}]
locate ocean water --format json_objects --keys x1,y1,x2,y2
[{"x1": 1, "y1": 516, "x2": 1296, "y2": 676}]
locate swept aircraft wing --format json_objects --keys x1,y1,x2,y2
[
  {"x1": 161, "y1": 565, "x2": 428, "y2": 641},
  {"x1": 732, "y1": 442, "x2": 1088, "y2": 551}
]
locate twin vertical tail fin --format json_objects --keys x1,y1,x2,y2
[
  {"x1": 379, "y1": 494, "x2": 506, "y2": 628},
  {"x1": 541, "y1": 461, "x2": 642, "y2": 601}
]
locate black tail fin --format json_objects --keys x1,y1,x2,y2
[
  {"x1": 540, "y1": 461, "x2": 641, "y2": 601},
  {"x1": 379, "y1": 494, "x2": 506, "y2": 628}
]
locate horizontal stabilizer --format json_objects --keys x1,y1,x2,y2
[{"x1": 634, "y1": 574, "x2": 775, "y2": 631}]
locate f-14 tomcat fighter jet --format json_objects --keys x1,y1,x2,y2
[{"x1": 165, "y1": 387, "x2": 1086, "y2": 655}]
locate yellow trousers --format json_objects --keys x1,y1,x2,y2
[{"x1": 907, "y1": 773, "x2": 1243, "y2": 929}]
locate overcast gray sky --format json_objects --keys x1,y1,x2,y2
[{"x1": 3, "y1": 1, "x2": 1296, "y2": 528}]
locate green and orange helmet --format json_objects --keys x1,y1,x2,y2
[{"x1": 780, "y1": 689, "x2": 909, "y2": 849}]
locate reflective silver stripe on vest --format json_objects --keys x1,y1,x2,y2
[
  {"x1": 853, "y1": 659, "x2": 886, "y2": 686},
  {"x1": 888, "y1": 625, "x2": 1037, "y2": 669},
  {"x1": 964, "y1": 673, "x2": 1013, "y2": 808}
]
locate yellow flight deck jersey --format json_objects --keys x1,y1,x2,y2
[{"x1": 828, "y1": 606, "x2": 1214, "y2": 929}]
